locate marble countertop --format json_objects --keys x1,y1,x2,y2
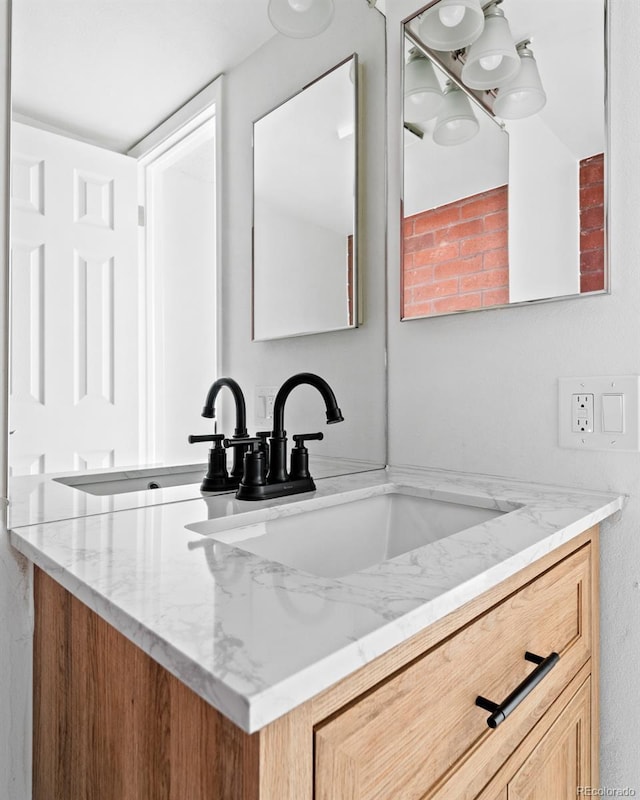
[
  {"x1": 8, "y1": 455, "x2": 380, "y2": 528},
  {"x1": 10, "y1": 465, "x2": 623, "y2": 733}
]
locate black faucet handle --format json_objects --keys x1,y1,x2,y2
[
  {"x1": 292, "y1": 432, "x2": 324, "y2": 447},
  {"x1": 224, "y1": 438, "x2": 267, "y2": 488},
  {"x1": 290, "y1": 433, "x2": 323, "y2": 481},
  {"x1": 223, "y1": 436, "x2": 261, "y2": 452},
  {"x1": 255, "y1": 431, "x2": 271, "y2": 458},
  {"x1": 188, "y1": 433, "x2": 224, "y2": 446}
]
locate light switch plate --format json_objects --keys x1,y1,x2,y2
[
  {"x1": 559, "y1": 376, "x2": 640, "y2": 451},
  {"x1": 255, "y1": 385, "x2": 278, "y2": 428}
]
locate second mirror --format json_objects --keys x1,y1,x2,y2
[{"x1": 253, "y1": 55, "x2": 358, "y2": 341}]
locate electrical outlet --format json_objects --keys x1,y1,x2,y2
[{"x1": 571, "y1": 394, "x2": 594, "y2": 432}]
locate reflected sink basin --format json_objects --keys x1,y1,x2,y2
[
  {"x1": 54, "y1": 464, "x2": 206, "y2": 496},
  {"x1": 187, "y1": 487, "x2": 507, "y2": 578}
]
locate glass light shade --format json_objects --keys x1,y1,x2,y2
[
  {"x1": 493, "y1": 49, "x2": 547, "y2": 119},
  {"x1": 439, "y1": 5, "x2": 465, "y2": 27},
  {"x1": 433, "y1": 84, "x2": 479, "y2": 146},
  {"x1": 418, "y1": 0, "x2": 485, "y2": 51},
  {"x1": 404, "y1": 51, "x2": 444, "y2": 123},
  {"x1": 268, "y1": 0, "x2": 334, "y2": 38},
  {"x1": 461, "y1": 8, "x2": 520, "y2": 90}
]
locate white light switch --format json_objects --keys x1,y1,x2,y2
[
  {"x1": 602, "y1": 394, "x2": 624, "y2": 433},
  {"x1": 255, "y1": 385, "x2": 278, "y2": 427}
]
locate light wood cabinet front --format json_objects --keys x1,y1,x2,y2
[
  {"x1": 477, "y1": 677, "x2": 591, "y2": 800},
  {"x1": 314, "y1": 545, "x2": 592, "y2": 800},
  {"x1": 33, "y1": 529, "x2": 598, "y2": 800},
  {"x1": 508, "y1": 678, "x2": 591, "y2": 800}
]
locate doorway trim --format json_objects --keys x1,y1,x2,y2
[{"x1": 129, "y1": 76, "x2": 222, "y2": 464}]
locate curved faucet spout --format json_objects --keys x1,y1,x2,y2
[
  {"x1": 202, "y1": 377, "x2": 248, "y2": 438},
  {"x1": 272, "y1": 372, "x2": 344, "y2": 438}
]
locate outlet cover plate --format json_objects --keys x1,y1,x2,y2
[{"x1": 559, "y1": 376, "x2": 640, "y2": 451}]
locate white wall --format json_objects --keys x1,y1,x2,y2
[
  {"x1": 0, "y1": 1, "x2": 33, "y2": 796},
  {"x1": 253, "y1": 197, "x2": 349, "y2": 340},
  {"x1": 387, "y1": 0, "x2": 640, "y2": 789},
  {"x1": 508, "y1": 116, "x2": 581, "y2": 302},
  {"x1": 403, "y1": 108, "x2": 508, "y2": 217},
  {"x1": 220, "y1": 1, "x2": 386, "y2": 462}
]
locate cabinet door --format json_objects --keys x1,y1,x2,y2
[
  {"x1": 475, "y1": 678, "x2": 591, "y2": 800},
  {"x1": 315, "y1": 547, "x2": 592, "y2": 800},
  {"x1": 507, "y1": 679, "x2": 591, "y2": 800}
]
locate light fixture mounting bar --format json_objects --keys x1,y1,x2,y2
[
  {"x1": 404, "y1": 26, "x2": 497, "y2": 118},
  {"x1": 404, "y1": 122, "x2": 425, "y2": 139}
]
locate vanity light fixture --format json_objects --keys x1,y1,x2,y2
[
  {"x1": 418, "y1": 0, "x2": 485, "y2": 52},
  {"x1": 461, "y1": 2, "x2": 520, "y2": 90},
  {"x1": 433, "y1": 81, "x2": 479, "y2": 145},
  {"x1": 493, "y1": 41, "x2": 547, "y2": 119},
  {"x1": 267, "y1": 0, "x2": 334, "y2": 38},
  {"x1": 404, "y1": 48, "x2": 444, "y2": 123}
]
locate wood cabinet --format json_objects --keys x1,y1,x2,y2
[
  {"x1": 33, "y1": 526, "x2": 599, "y2": 800},
  {"x1": 477, "y1": 677, "x2": 591, "y2": 800},
  {"x1": 314, "y1": 540, "x2": 594, "y2": 799}
]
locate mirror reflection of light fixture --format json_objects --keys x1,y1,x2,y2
[
  {"x1": 433, "y1": 81, "x2": 479, "y2": 146},
  {"x1": 418, "y1": 0, "x2": 485, "y2": 51},
  {"x1": 493, "y1": 42, "x2": 547, "y2": 119},
  {"x1": 461, "y1": 3, "x2": 520, "y2": 90},
  {"x1": 267, "y1": 0, "x2": 334, "y2": 38},
  {"x1": 404, "y1": 48, "x2": 444, "y2": 123}
]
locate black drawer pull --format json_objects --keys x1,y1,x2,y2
[{"x1": 475, "y1": 651, "x2": 560, "y2": 729}]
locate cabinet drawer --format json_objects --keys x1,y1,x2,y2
[{"x1": 315, "y1": 545, "x2": 592, "y2": 800}]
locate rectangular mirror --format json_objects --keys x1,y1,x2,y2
[
  {"x1": 402, "y1": 0, "x2": 606, "y2": 319},
  {"x1": 253, "y1": 56, "x2": 358, "y2": 340},
  {"x1": 7, "y1": 0, "x2": 387, "y2": 517}
]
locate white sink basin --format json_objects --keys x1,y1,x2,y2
[
  {"x1": 187, "y1": 486, "x2": 507, "y2": 578},
  {"x1": 54, "y1": 464, "x2": 206, "y2": 496}
]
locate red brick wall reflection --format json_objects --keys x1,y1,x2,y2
[
  {"x1": 403, "y1": 152, "x2": 605, "y2": 316},
  {"x1": 579, "y1": 153, "x2": 605, "y2": 293},
  {"x1": 403, "y1": 185, "x2": 508, "y2": 317}
]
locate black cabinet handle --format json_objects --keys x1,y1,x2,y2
[{"x1": 475, "y1": 651, "x2": 560, "y2": 729}]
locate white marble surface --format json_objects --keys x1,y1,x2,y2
[
  {"x1": 8, "y1": 455, "x2": 381, "y2": 529},
  {"x1": 10, "y1": 465, "x2": 623, "y2": 733}
]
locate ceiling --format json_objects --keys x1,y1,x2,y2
[{"x1": 11, "y1": 0, "x2": 278, "y2": 152}]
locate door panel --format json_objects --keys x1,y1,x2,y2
[{"x1": 10, "y1": 122, "x2": 140, "y2": 474}]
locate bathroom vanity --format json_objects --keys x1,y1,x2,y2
[{"x1": 10, "y1": 467, "x2": 621, "y2": 799}]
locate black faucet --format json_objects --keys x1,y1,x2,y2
[
  {"x1": 229, "y1": 372, "x2": 344, "y2": 501},
  {"x1": 188, "y1": 377, "x2": 249, "y2": 492},
  {"x1": 268, "y1": 372, "x2": 343, "y2": 482}
]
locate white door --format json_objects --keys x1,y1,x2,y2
[{"x1": 10, "y1": 122, "x2": 140, "y2": 475}]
